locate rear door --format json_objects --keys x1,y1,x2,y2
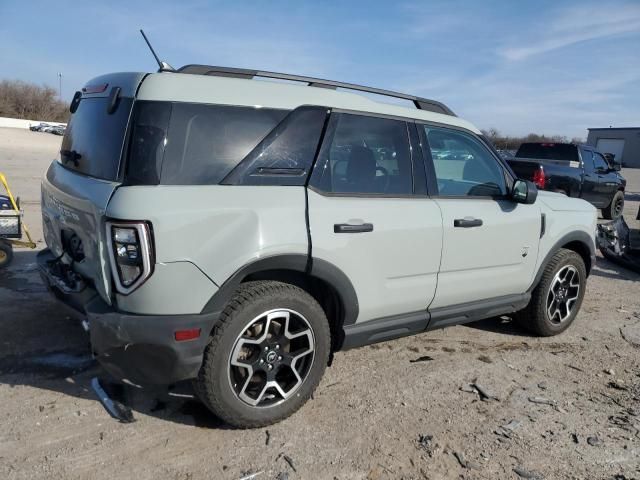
[
  {"x1": 419, "y1": 125, "x2": 541, "y2": 309},
  {"x1": 308, "y1": 113, "x2": 442, "y2": 323}
]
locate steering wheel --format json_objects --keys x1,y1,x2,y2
[{"x1": 375, "y1": 165, "x2": 390, "y2": 192}]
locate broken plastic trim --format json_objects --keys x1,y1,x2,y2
[
  {"x1": 597, "y1": 216, "x2": 640, "y2": 274},
  {"x1": 91, "y1": 377, "x2": 135, "y2": 423}
]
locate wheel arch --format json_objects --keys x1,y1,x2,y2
[
  {"x1": 201, "y1": 255, "x2": 359, "y2": 350},
  {"x1": 528, "y1": 231, "x2": 595, "y2": 292}
]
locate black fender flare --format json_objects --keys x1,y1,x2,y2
[
  {"x1": 200, "y1": 254, "x2": 359, "y2": 326},
  {"x1": 528, "y1": 230, "x2": 595, "y2": 292}
]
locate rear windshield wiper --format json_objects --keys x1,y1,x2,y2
[{"x1": 60, "y1": 149, "x2": 82, "y2": 166}]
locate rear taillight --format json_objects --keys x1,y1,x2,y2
[
  {"x1": 532, "y1": 166, "x2": 546, "y2": 189},
  {"x1": 106, "y1": 221, "x2": 154, "y2": 294}
]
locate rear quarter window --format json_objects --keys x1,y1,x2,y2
[{"x1": 160, "y1": 104, "x2": 287, "y2": 185}]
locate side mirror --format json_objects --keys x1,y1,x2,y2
[
  {"x1": 613, "y1": 161, "x2": 622, "y2": 172},
  {"x1": 512, "y1": 179, "x2": 538, "y2": 204}
]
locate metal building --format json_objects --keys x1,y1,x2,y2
[{"x1": 587, "y1": 127, "x2": 640, "y2": 168}]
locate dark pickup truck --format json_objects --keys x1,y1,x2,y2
[{"x1": 507, "y1": 143, "x2": 626, "y2": 219}]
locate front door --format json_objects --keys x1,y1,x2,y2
[
  {"x1": 579, "y1": 149, "x2": 601, "y2": 205},
  {"x1": 592, "y1": 151, "x2": 620, "y2": 207},
  {"x1": 418, "y1": 125, "x2": 541, "y2": 309},
  {"x1": 308, "y1": 112, "x2": 442, "y2": 323}
]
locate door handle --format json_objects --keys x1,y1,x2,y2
[
  {"x1": 454, "y1": 218, "x2": 483, "y2": 228},
  {"x1": 334, "y1": 223, "x2": 374, "y2": 233}
]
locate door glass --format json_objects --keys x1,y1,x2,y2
[
  {"x1": 313, "y1": 114, "x2": 413, "y2": 195},
  {"x1": 581, "y1": 149, "x2": 593, "y2": 169},
  {"x1": 222, "y1": 107, "x2": 327, "y2": 186},
  {"x1": 593, "y1": 152, "x2": 609, "y2": 171},
  {"x1": 423, "y1": 126, "x2": 506, "y2": 196}
]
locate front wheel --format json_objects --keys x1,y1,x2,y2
[
  {"x1": 194, "y1": 281, "x2": 330, "y2": 428},
  {"x1": 602, "y1": 190, "x2": 624, "y2": 220},
  {"x1": 516, "y1": 249, "x2": 586, "y2": 336}
]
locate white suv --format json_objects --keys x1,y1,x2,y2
[{"x1": 38, "y1": 64, "x2": 597, "y2": 427}]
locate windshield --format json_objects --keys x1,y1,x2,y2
[
  {"x1": 58, "y1": 97, "x2": 133, "y2": 181},
  {"x1": 516, "y1": 143, "x2": 578, "y2": 162}
]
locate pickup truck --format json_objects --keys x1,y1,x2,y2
[{"x1": 507, "y1": 143, "x2": 626, "y2": 219}]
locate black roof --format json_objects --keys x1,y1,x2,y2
[{"x1": 174, "y1": 64, "x2": 456, "y2": 117}]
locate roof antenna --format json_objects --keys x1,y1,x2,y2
[{"x1": 140, "y1": 29, "x2": 175, "y2": 72}]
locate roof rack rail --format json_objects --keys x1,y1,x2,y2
[{"x1": 175, "y1": 64, "x2": 456, "y2": 117}]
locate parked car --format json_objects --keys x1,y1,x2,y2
[
  {"x1": 38, "y1": 66, "x2": 597, "y2": 427},
  {"x1": 29, "y1": 122, "x2": 51, "y2": 132},
  {"x1": 507, "y1": 142, "x2": 626, "y2": 219},
  {"x1": 49, "y1": 125, "x2": 66, "y2": 136}
]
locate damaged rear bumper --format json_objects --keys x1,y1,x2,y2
[{"x1": 37, "y1": 248, "x2": 216, "y2": 385}]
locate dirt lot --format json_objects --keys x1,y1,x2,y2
[{"x1": 0, "y1": 127, "x2": 639, "y2": 480}]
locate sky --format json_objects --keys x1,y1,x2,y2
[{"x1": 1, "y1": 0, "x2": 638, "y2": 138}]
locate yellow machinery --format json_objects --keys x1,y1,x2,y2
[{"x1": 0, "y1": 172, "x2": 37, "y2": 268}]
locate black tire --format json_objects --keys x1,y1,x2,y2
[
  {"x1": 0, "y1": 241, "x2": 13, "y2": 268},
  {"x1": 516, "y1": 249, "x2": 586, "y2": 336},
  {"x1": 602, "y1": 190, "x2": 624, "y2": 220},
  {"x1": 194, "y1": 281, "x2": 330, "y2": 428}
]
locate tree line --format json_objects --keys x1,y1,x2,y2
[
  {"x1": 0, "y1": 79, "x2": 69, "y2": 123},
  {"x1": 482, "y1": 128, "x2": 584, "y2": 151}
]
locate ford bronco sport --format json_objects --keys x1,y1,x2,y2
[{"x1": 39, "y1": 65, "x2": 597, "y2": 427}]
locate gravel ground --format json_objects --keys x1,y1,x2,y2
[{"x1": 0, "y1": 127, "x2": 639, "y2": 480}]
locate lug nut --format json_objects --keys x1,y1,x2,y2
[
  {"x1": 275, "y1": 344, "x2": 280, "y2": 350},
  {"x1": 264, "y1": 346, "x2": 268, "y2": 351},
  {"x1": 268, "y1": 364, "x2": 273, "y2": 370},
  {"x1": 259, "y1": 359, "x2": 264, "y2": 364},
  {"x1": 278, "y1": 356, "x2": 282, "y2": 361}
]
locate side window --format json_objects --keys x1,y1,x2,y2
[
  {"x1": 126, "y1": 101, "x2": 171, "y2": 185},
  {"x1": 222, "y1": 107, "x2": 327, "y2": 185},
  {"x1": 312, "y1": 113, "x2": 413, "y2": 195},
  {"x1": 160, "y1": 104, "x2": 288, "y2": 185},
  {"x1": 593, "y1": 152, "x2": 609, "y2": 171},
  {"x1": 423, "y1": 126, "x2": 507, "y2": 197}
]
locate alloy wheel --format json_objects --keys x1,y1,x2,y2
[
  {"x1": 546, "y1": 265, "x2": 580, "y2": 324},
  {"x1": 227, "y1": 309, "x2": 315, "y2": 407}
]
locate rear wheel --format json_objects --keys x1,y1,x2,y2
[
  {"x1": 516, "y1": 249, "x2": 586, "y2": 336},
  {"x1": 602, "y1": 190, "x2": 624, "y2": 220},
  {"x1": 0, "y1": 241, "x2": 13, "y2": 268},
  {"x1": 194, "y1": 281, "x2": 330, "y2": 428}
]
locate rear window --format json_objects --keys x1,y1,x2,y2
[
  {"x1": 59, "y1": 97, "x2": 133, "y2": 181},
  {"x1": 516, "y1": 143, "x2": 578, "y2": 162}
]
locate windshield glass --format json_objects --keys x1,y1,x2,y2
[{"x1": 58, "y1": 97, "x2": 133, "y2": 181}]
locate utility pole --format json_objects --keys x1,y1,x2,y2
[{"x1": 58, "y1": 73, "x2": 62, "y2": 99}]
